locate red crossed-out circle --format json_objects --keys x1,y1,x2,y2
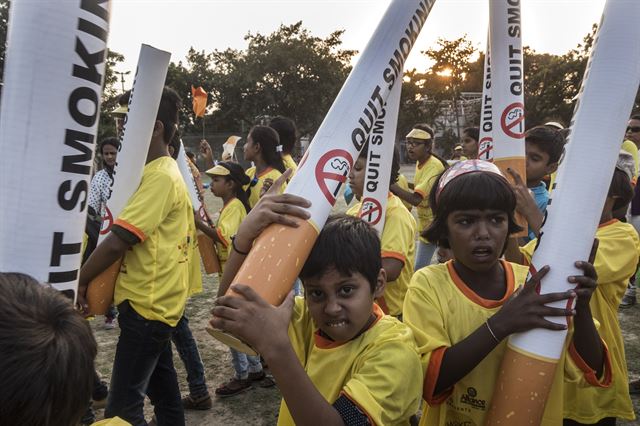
[
  {"x1": 99, "y1": 206, "x2": 114, "y2": 235},
  {"x1": 359, "y1": 197, "x2": 383, "y2": 225},
  {"x1": 478, "y1": 137, "x2": 494, "y2": 161},
  {"x1": 500, "y1": 102, "x2": 526, "y2": 139},
  {"x1": 315, "y1": 149, "x2": 353, "y2": 205}
]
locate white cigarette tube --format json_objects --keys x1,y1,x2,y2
[
  {"x1": 487, "y1": 1, "x2": 640, "y2": 424},
  {"x1": 359, "y1": 81, "x2": 402, "y2": 233},
  {"x1": 0, "y1": 0, "x2": 111, "y2": 300},
  {"x1": 86, "y1": 44, "x2": 171, "y2": 314},
  {"x1": 177, "y1": 141, "x2": 220, "y2": 274},
  {"x1": 478, "y1": 30, "x2": 493, "y2": 161},
  {"x1": 489, "y1": 0, "x2": 527, "y2": 232},
  {"x1": 208, "y1": 0, "x2": 438, "y2": 354}
]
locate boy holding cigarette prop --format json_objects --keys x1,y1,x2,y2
[{"x1": 211, "y1": 170, "x2": 423, "y2": 425}]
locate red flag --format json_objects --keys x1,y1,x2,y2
[{"x1": 191, "y1": 86, "x2": 207, "y2": 117}]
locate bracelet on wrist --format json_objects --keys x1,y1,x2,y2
[
  {"x1": 231, "y1": 235, "x2": 250, "y2": 256},
  {"x1": 486, "y1": 319, "x2": 501, "y2": 343}
]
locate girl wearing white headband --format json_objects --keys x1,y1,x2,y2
[
  {"x1": 403, "y1": 160, "x2": 608, "y2": 425},
  {"x1": 390, "y1": 124, "x2": 447, "y2": 270}
]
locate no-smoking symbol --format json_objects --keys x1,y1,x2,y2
[
  {"x1": 500, "y1": 102, "x2": 525, "y2": 139},
  {"x1": 100, "y1": 206, "x2": 114, "y2": 235},
  {"x1": 478, "y1": 137, "x2": 493, "y2": 161},
  {"x1": 315, "y1": 149, "x2": 353, "y2": 205},
  {"x1": 360, "y1": 197, "x2": 383, "y2": 225}
]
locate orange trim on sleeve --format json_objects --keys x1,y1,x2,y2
[
  {"x1": 376, "y1": 296, "x2": 390, "y2": 315},
  {"x1": 414, "y1": 189, "x2": 427, "y2": 198},
  {"x1": 257, "y1": 167, "x2": 274, "y2": 178},
  {"x1": 216, "y1": 227, "x2": 229, "y2": 247},
  {"x1": 568, "y1": 340, "x2": 612, "y2": 388},
  {"x1": 381, "y1": 250, "x2": 406, "y2": 263},
  {"x1": 339, "y1": 391, "x2": 377, "y2": 426},
  {"x1": 113, "y1": 219, "x2": 146, "y2": 242},
  {"x1": 447, "y1": 260, "x2": 515, "y2": 308},
  {"x1": 423, "y1": 346, "x2": 452, "y2": 404},
  {"x1": 597, "y1": 218, "x2": 618, "y2": 229}
]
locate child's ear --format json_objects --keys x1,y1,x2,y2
[
  {"x1": 152, "y1": 120, "x2": 164, "y2": 139},
  {"x1": 545, "y1": 161, "x2": 559, "y2": 175},
  {"x1": 373, "y1": 268, "x2": 386, "y2": 299}
]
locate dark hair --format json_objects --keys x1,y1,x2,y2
[
  {"x1": 525, "y1": 126, "x2": 566, "y2": 164},
  {"x1": 609, "y1": 168, "x2": 634, "y2": 212},
  {"x1": 0, "y1": 273, "x2": 97, "y2": 426},
  {"x1": 157, "y1": 87, "x2": 182, "y2": 144},
  {"x1": 118, "y1": 90, "x2": 131, "y2": 107},
  {"x1": 630, "y1": 114, "x2": 640, "y2": 121},
  {"x1": 462, "y1": 127, "x2": 479, "y2": 141},
  {"x1": 100, "y1": 137, "x2": 120, "y2": 155},
  {"x1": 269, "y1": 116, "x2": 297, "y2": 154},
  {"x1": 249, "y1": 125, "x2": 286, "y2": 173},
  {"x1": 424, "y1": 172, "x2": 523, "y2": 250},
  {"x1": 218, "y1": 161, "x2": 252, "y2": 213},
  {"x1": 300, "y1": 215, "x2": 381, "y2": 292},
  {"x1": 357, "y1": 141, "x2": 400, "y2": 186},
  {"x1": 186, "y1": 151, "x2": 196, "y2": 162}
]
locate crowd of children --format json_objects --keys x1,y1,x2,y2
[{"x1": 3, "y1": 86, "x2": 640, "y2": 426}]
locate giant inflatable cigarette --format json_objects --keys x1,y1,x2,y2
[
  {"x1": 478, "y1": 31, "x2": 493, "y2": 161},
  {"x1": 359, "y1": 82, "x2": 402, "y2": 234},
  {"x1": 177, "y1": 141, "x2": 220, "y2": 274},
  {"x1": 86, "y1": 45, "x2": 171, "y2": 314},
  {"x1": 486, "y1": 1, "x2": 640, "y2": 424},
  {"x1": 0, "y1": 0, "x2": 111, "y2": 300},
  {"x1": 489, "y1": 0, "x2": 527, "y2": 233},
  {"x1": 208, "y1": 0, "x2": 437, "y2": 353}
]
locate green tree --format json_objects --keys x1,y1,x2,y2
[
  {"x1": 96, "y1": 49, "x2": 125, "y2": 141},
  {"x1": 207, "y1": 21, "x2": 355, "y2": 136}
]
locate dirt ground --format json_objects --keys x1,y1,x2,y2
[{"x1": 91, "y1": 165, "x2": 640, "y2": 425}]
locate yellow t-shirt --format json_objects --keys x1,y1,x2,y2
[
  {"x1": 396, "y1": 173, "x2": 413, "y2": 211},
  {"x1": 278, "y1": 298, "x2": 422, "y2": 426},
  {"x1": 414, "y1": 156, "x2": 445, "y2": 243},
  {"x1": 347, "y1": 194, "x2": 416, "y2": 316},
  {"x1": 521, "y1": 219, "x2": 639, "y2": 422},
  {"x1": 403, "y1": 261, "x2": 604, "y2": 426},
  {"x1": 621, "y1": 139, "x2": 639, "y2": 185},
  {"x1": 282, "y1": 153, "x2": 298, "y2": 175},
  {"x1": 244, "y1": 166, "x2": 284, "y2": 208},
  {"x1": 91, "y1": 417, "x2": 130, "y2": 425},
  {"x1": 113, "y1": 157, "x2": 198, "y2": 327},
  {"x1": 215, "y1": 197, "x2": 247, "y2": 271}
]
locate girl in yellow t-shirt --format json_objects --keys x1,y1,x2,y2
[
  {"x1": 199, "y1": 161, "x2": 251, "y2": 270},
  {"x1": 198, "y1": 161, "x2": 271, "y2": 396},
  {"x1": 403, "y1": 160, "x2": 609, "y2": 426},
  {"x1": 243, "y1": 125, "x2": 287, "y2": 208}
]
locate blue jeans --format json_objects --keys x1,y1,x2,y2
[
  {"x1": 172, "y1": 315, "x2": 208, "y2": 398},
  {"x1": 415, "y1": 240, "x2": 437, "y2": 271},
  {"x1": 105, "y1": 301, "x2": 184, "y2": 426},
  {"x1": 230, "y1": 348, "x2": 262, "y2": 379}
]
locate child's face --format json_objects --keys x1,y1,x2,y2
[
  {"x1": 405, "y1": 138, "x2": 432, "y2": 162},
  {"x1": 210, "y1": 175, "x2": 232, "y2": 197},
  {"x1": 243, "y1": 135, "x2": 258, "y2": 162},
  {"x1": 102, "y1": 145, "x2": 118, "y2": 168},
  {"x1": 304, "y1": 267, "x2": 385, "y2": 343},
  {"x1": 525, "y1": 141, "x2": 555, "y2": 185},
  {"x1": 347, "y1": 157, "x2": 366, "y2": 199},
  {"x1": 446, "y1": 209, "x2": 509, "y2": 272},
  {"x1": 461, "y1": 134, "x2": 478, "y2": 158}
]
